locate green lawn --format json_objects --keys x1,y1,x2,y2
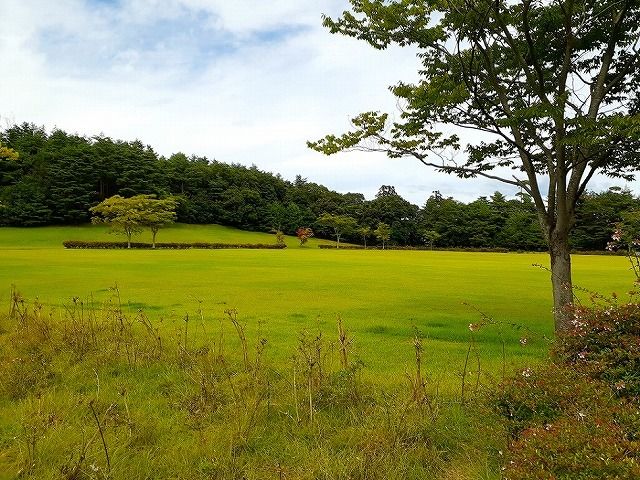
[
  {"x1": 0, "y1": 224, "x2": 634, "y2": 383},
  {"x1": 0, "y1": 224, "x2": 635, "y2": 479}
]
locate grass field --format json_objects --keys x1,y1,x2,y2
[
  {"x1": 0, "y1": 224, "x2": 633, "y2": 380},
  {"x1": 0, "y1": 224, "x2": 635, "y2": 479}
]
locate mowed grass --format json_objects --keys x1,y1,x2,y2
[
  {"x1": 0, "y1": 224, "x2": 634, "y2": 384},
  {"x1": 0, "y1": 223, "x2": 335, "y2": 248},
  {"x1": 0, "y1": 224, "x2": 636, "y2": 479}
]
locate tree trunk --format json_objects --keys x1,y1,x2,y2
[
  {"x1": 152, "y1": 229, "x2": 157, "y2": 249},
  {"x1": 336, "y1": 234, "x2": 341, "y2": 249},
  {"x1": 549, "y1": 230, "x2": 573, "y2": 333}
]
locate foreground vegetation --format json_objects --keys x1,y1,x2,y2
[
  {"x1": 2, "y1": 288, "x2": 639, "y2": 479},
  {"x1": 497, "y1": 299, "x2": 640, "y2": 479},
  {"x1": 0, "y1": 290, "x2": 507, "y2": 479}
]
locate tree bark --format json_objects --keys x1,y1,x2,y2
[
  {"x1": 152, "y1": 229, "x2": 157, "y2": 249},
  {"x1": 549, "y1": 230, "x2": 573, "y2": 333}
]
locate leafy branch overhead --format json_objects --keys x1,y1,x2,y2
[
  {"x1": 310, "y1": 0, "x2": 640, "y2": 206},
  {"x1": 309, "y1": 0, "x2": 640, "y2": 332}
]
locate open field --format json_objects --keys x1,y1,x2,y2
[
  {"x1": 0, "y1": 224, "x2": 637, "y2": 479},
  {"x1": 0, "y1": 224, "x2": 634, "y2": 381}
]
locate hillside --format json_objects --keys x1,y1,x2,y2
[{"x1": 0, "y1": 223, "x2": 337, "y2": 249}]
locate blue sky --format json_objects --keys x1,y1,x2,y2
[{"x1": 0, "y1": 0, "x2": 633, "y2": 203}]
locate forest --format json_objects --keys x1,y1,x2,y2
[{"x1": 0, "y1": 122, "x2": 636, "y2": 251}]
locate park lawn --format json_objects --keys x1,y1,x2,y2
[
  {"x1": 0, "y1": 224, "x2": 634, "y2": 387},
  {"x1": 0, "y1": 224, "x2": 636, "y2": 480}
]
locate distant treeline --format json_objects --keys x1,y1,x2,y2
[{"x1": 0, "y1": 123, "x2": 637, "y2": 250}]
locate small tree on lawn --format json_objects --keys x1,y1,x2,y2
[
  {"x1": 317, "y1": 213, "x2": 358, "y2": 248},
  {"x1": 274, "y1": 230, "x2": 286, "y2": 247},
  {"x1": 421, "y1": 229, "x2": 441, "y2": 250},
  {"x1": 374, "y1": 222, "x2": 391, "y2": 249},
  {"x1": 296, "y1": 227, "x2": 314, "y2": 247},
  {"x1": 142, "y1": 196, "x2": 177, "y2": 248},
  {"x1": 90, "y1": 195, "x2": 145, "y2": 248},
  {"x1": 357, "y1": 225, "x2": 372, "y2": 248},
  {"x1": 90, "y1": 194, "x2": 177, "y2": 248}
]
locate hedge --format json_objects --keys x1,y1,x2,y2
[
  {"x1": 317, "y1": 244, "x2": 510, "y2": 252},
  {"x1": 63, "y1": 241, "x2": 286, "y2": 250}
]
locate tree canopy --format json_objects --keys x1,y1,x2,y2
[
  {"x1": 309, "y1": 0, "x2": 640, "y2": 332},
  {"x1": 90, "y1": 194, "x2": 177, "y2": 248},
  {"x1": 317, "y1": 213, "x2": 359, "y2": 248}
]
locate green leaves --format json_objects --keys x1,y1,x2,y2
[
  {"x1": 0, "y1": 141, "x2": 19, "y2": 162},
  {"x1": 307, "y1": 112, "x2": 389, "y2": 154},
  {"x1": 373, "y1": 221, "x2": 392, "y2": 247},
  {"x1": 90, "y1": 195, "x2": 177, "y2": 247},
  {"x1": 312, "y1": 0, "x2": 640, "y2": 211},
  {"x1": 316, "y1": 213, "x2": 359, "y2": 246}
]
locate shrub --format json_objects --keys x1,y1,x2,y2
[
  {"x1": 62, "y1": 241, "x2": 286, "y2": 249},
  {"x1": 494, "y1": 302, "x2": 640, "y2": 478},
  {"x1": 492, "y1": 363, "x2": 606, "y2": 437},
  {"x1": 316, "y1": 245, "x2": 510, "y2": 252},
  {"x1": 554, "y1": 302, "x2": 640, "y2": 399},
  {"x1": 0, "y1": 351, "x2": 55, "y2": 399},
  {"x1": 502, "y1": 412, "x2": 640, "y2": 480}
]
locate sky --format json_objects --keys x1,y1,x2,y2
[{"x1": 0, "y1": 0, "x2": 634, "y2": 205}]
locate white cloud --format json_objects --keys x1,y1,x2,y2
[{"x1": 0, "y1": 0, "x2": 635, "y2": 206}]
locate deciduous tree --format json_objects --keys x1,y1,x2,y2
[
  {"x1": 421, "y1": 229, "x2": 441, "y2": 250},
  {"x1": 374, "y1": 222, "x2": 391, "y2": 249},
  {"x1": 357, "y1": 225, "x2": 372, "y2": 248},
  {"x1": 310, "y1": 0, "x2": 640, "y2": 332},
  {"x1": 317, "y1": 213, "x2": 358, "y2": 248},
  {"x1": 143, "y1": 196, "x2": 178, "y2": 248},
  {"x1": 90, "y1": 195, "x2": 145, "y2": 248},
  {"x1": 90, "y1": 195, "x2": 177, "y2": 248},
  {"x1": 296, "y1": 227, "x2": 314, "y2": 246}
]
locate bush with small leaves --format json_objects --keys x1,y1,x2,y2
[{"x1": 554, "y1": 302, "x2": 640, "y2": 400}]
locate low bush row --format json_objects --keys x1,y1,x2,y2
[
  {"x1": 62, "y1": 240, "x2": 286, "y2": 249},
  {"x1": 572, "y1": 249, "x2": 627, "y2": 256},
  {"x1": 317, "y1": 244, "x2": 510, "y2": 252}
]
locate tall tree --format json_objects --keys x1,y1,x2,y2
[{"x1": 309, "y1": 0, "x2": 640, "y2": 332}]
